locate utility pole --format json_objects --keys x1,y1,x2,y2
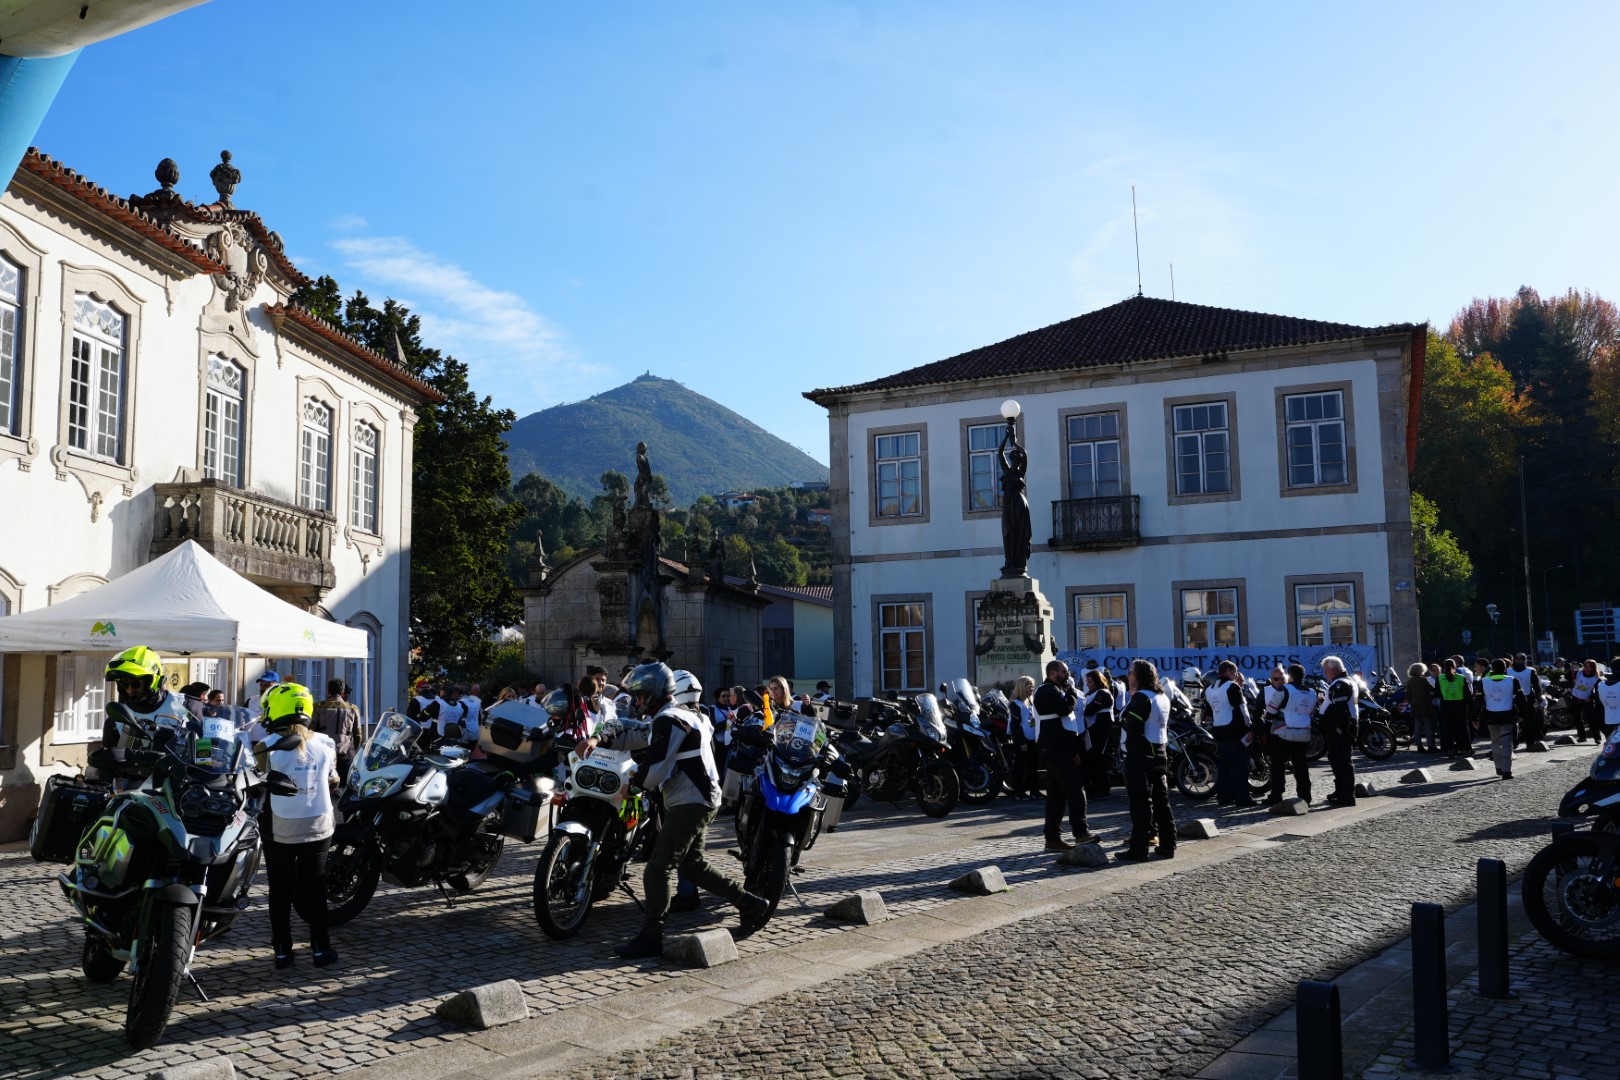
[{"x1": 1520, "y1": 458, "x2": 1535, "y2": 659}]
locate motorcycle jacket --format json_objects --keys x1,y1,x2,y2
[
  {"x1": 642, "y1": 703, "x2": 720, "y2": 810},
  {"x1": 1206, "y1": 680, "x2": 1246, "y2": 741},
  {"x1": 1032, "y1": 680, "x2": 1080, "y2": 749},
  {"x1": 1321, "y1": 677, "x2": 1360, "y2": 732}
]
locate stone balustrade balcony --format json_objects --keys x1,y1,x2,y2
[{"x1": 149, "y1": 479, "x2": 336, "y2": 603}]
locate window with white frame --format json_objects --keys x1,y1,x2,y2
[
  {"x1": 1181, "y1": 588, "x2": 1239, "y2": 649},
  {"x1": 1067, "y1": 411, "x2": 1123, "y2": 499},
  {"x1": 1284, "y1": 390, "x2": 1347, "y2": 487},
  {"x1": 878, "y1": 601, "x2": 927, "y2": 692},
  {"x1": 299, "y1": 399, "x2": 333, "y2": 511},
  {"x1": 1295, "y1": 582, "x2": 1356, "y2": 646},
  {"x1": 54, "y1": 655, "x2": 106, "y2": 744},
  {"x1": 874, "y1": 432, "x2": 923, "y2": 518},
  {"x1": 0, "y1": 256, "x2": 22, "y2": 435},
  {"x1": 1073, "y1": 592, "x2": 1129, "y2": 651},
  {"x1": 965, "y1": 423, "x2": 1002, "y2": 511},
  {"x1": 351, "y1": 422, "x2": 379, "y2": 532},
  {"x1": 69, "y1": 294, "x2": 127, "y2": 462},
  {"x1": 0, "y1": 593, "x2": 8, "y2": 744},
  {"x1": 1173, "y1": 401, "x2": 1230, "y2": 495},
  {"x1": 203, "y1": 356, "x2": 245, "y2": 485}
]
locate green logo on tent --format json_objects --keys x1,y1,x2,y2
[
  {"x1": 90, "y1": 621, "x2": 117, "y2": 637},
  {"x1": 303, "y1": 629, "x2": 317, "y2": 642}
]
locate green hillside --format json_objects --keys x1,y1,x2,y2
[{"x1": 504, "y1": 374, "x2": 829, "y2": 504}]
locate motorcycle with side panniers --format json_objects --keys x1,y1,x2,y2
[{"x1": 29, "y1": 702, "x2": 293, "y2": 1049}]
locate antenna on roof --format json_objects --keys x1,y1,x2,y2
[
  {"x1": 1131, "y1": 186, "x2": 1143, "y2": 297},
  {"x1": 1170, "y1": 262, "x2": 1176, "y2": 301}
]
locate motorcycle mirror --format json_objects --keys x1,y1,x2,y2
[
  {"x1": 264, "y1": 770, "x2": 300, "y2": 797},
  {"x1": 106, "y1": 700, "x2": 137, "y2": 726}
]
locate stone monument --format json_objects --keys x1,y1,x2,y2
[{"x1": 973, "y1": 399, "x2": 1056, "y2": 691}]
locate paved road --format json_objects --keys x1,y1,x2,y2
[
  {"x1": 0, "y1": 745, "x2": 1581, "y2": 1080},
  {"x1": 558, "y1": 757, "x2": 1588, "y2": 1080}
]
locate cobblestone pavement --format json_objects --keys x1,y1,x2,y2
[
  {"x1": 1363, "y1": 921, "x2": 1620, "y2": 1079},
  {"x1": 0, "y1": 746, "x2": 1576, "y2": 1080},
  {"x1": 556, "y1": 756, "x2": 1591, "y2": 1080}
]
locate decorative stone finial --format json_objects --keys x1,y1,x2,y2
[
  {"x1": 154, "y1": 158, "x2": 180, "y2": 191},
  {"x1": 210, "y1": 150, "x2": 241, "y2": 207}
]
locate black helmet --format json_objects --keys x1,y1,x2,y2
[
  {"x1": 623, "y1": 662, "x2": 676, "y2": 703},
  {"x1": 540, "y1": 687, "x2": 574, "y2": 719}
]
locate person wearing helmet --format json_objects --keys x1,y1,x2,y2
[
  {"x1": 615, "y1": 661, "x2": 769, "y2": 958},
  {"x1": 255, "y1": 682, "x2": 340, "y2": 970},
  {"x1": 101, "y1": 646, "x2": 194, "y2": 748}
]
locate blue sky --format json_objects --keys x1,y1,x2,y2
[{"x1": 34, "y1": 1, "x2": 1620, "y2": 467}]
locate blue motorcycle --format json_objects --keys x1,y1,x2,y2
[{"x1": 731, "y1": 709, "x2": 847, "y2": 920}]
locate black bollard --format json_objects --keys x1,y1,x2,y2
[
  {"x1": 1296, "y1": 980, "x2": 1343, "y2": 1080},
  {"x1": 1475, "y1": 858, "x2": 1515, "y2": 999},
  {"x1": 1409, "y1": 902, "x2": 1456, "y2": 1073}
]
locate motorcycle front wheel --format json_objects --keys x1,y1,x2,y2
[
  {"x1": 324, "y1": 836, "x2": 383, "y2": 927},
  {"x1": 956, "y1": 751, "x2": 1003, "y2": 805},
  {"x1": 748, "y1": 835, "x2": 790, "y2": 920},
  {"x1": 1174, "y1": 749, "x2": 1218, "y2": 802},
  {"x1": 124, "y1": 899, "x2": 192, "y2": 1049},
  {"x1": 915, "y1": 759, "x2": 960, "y2": 818},
  {"x1": 1359, "y1": 724, "x2": 1396, "y2": 762},
  {"x1": 1523, "y1": 833, "x2": 1620, "y2": 958},
  {"x1": 533, "y1": 831, "x2": 595, "y2": 940},
  {"x1": 1246, "y1": 743, "x2": 1272, "y2": 795}
]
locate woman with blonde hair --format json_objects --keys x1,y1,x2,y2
[
  {"x1": 765, "y1": 675, "x2": 805, "y2": 725},
  {"x1": 1009, "y1": 675, "x2": 1041, "y2": 800}
]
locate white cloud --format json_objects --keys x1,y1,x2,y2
[
  {"x1": 330, "y1": 235, "x2": 598, "y2": 411},
  {"x1": 329, "y1": 213, "x2": 368, "y2": 232}
]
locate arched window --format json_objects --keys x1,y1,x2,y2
[
  {"x1": 344, "y1": 611, "x2": 382, "y2": 720},
  {"x1": 69, "y1": 294, "x2": 127, "y2": 462},
  {"x1": 299, "y1": 398, "x2": 332, "y2": 510},
  {"x1": 203, "y1": 355, "x2": 246, "y2": 485},
  {"x1": 350, "y1": 421, "x2": 378, "y2": 533}
]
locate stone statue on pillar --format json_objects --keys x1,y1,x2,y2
[
  {"x1": 998, "y1": 412, "x2": 1031, "y2": 578},
  {"x1": 973, "y1": 399, "x2": 1055, "y2": 692}
]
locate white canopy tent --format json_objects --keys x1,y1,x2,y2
[{"x1": 0, "y1": 539, "x2": 371, "y2": 660}]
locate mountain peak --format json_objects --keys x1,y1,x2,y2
[{"x1": 505, "y1": 376, "x2": 829, "y2": 505}]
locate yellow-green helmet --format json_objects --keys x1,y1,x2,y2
[
  {"x1": 263, "y1": 682, "x2": 315, "y2": 727},
  {"x1": 105, "y1": 646, "x2": 163, "y2": 691}
]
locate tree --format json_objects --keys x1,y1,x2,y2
[
  {"x1": 753, "y1": 535, "x2": 809, "y2": 587},
  {"x1": 290, "y1": 277, "x2": 522, "y2": 679},
  {"x1": 1412, "y1": 492, "x2": 1476, "y2": 650}
]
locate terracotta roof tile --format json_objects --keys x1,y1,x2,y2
[
  {"x1": 17, "y1": 149, "x2": 229, "y2": 276},
  {"x1": 806, "y1": 295, "x2": 1418, "y2": 403},
  {"x1": 265, "y1": 303, "x2": 444, "y2": 404}
]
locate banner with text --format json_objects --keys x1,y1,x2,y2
[{"x1": 1054, "y1": 644, "x2": 1378, "y2": 681}]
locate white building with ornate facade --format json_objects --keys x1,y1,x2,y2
[
  {"x1": 806, "y1": 296, "x2": 1426, "y2": 696},
  {"x1": 0, "y1": 150, "x2": 437, "y2": 839}
]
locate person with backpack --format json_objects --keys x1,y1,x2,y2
[{"x1": 312, "y1": 679, "x2": 363, "y2": 783}]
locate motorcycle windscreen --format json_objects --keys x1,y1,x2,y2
[
  {"x1": 1593, "y1": 729, "x2": 1620, "y2": 782},
  {"x1": 914, "y1": 694, "x2": 948, "y2": 745},
  {"x1": 362, "y1": 712, "x2": 423, "y2": 772}
]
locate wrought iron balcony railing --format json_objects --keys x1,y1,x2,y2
[{"x1": 1049, "y1": 495, "x2": 1141, "y2": 550}]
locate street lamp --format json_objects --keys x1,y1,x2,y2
[
  {"x1": 1531, "y1": 564, "x2": 1563, "y2": 659},
  {"x1": 1486, "y1": 603, "x2": 1500, "y2": 656}
]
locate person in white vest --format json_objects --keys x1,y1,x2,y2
[
  {"x1": 1116, "y1": 659, "x2": 1177, "y2": 861},
  {"x1": 1205, "y1": 660, "x2": 1256, "y2": 807},
  {"x1": 1571, "y1": 659, "x2": 1602, "y2": 743},
  {"x1": 1595, "y1": 660, "x2": 1620, "y2": 740},
  {"x1": 255, "y1": 682, "x2": 339, "y2": 970},
  {"x1": 1508, "y1": 652, "x2": 1546, "y2": 750},
  {"x1": 615, "y1": 662, "x2": 769, "y2": 959},
  {"x1": 1479, "y1": 658, "x2": 1525, "y2": 780},
  {"x1": 1265, "y1": 664, "x2": 1313, "y2": 804},
  {"x1": 463, "y1": 682, "x2": 483, "y2": 730}
]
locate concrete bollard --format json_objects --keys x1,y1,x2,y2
[
  {"x1": 145, "y1": 1060, "x2": 236, "y2": 1080},
  {"x1": 825, "y1": 890, "x2": 888, "y2": 924},
  {"x1": 1175, "y1": 818, "x2": 1220, "y2": 840},
  {"x1": 664, "y1": 929, "x2": 739, "y2": 967},
  {"x1": 1056, "y1": 842, "x2": 1109, "y2": 868},
  {"x1": 948, "y1": 865, "x2": 1009, "y2": 894},
  {"x1": 434, "y1": 980, "x2": 530, "y2": 1029},
  {"x1": 1269, "y1": 798, "x2": 1309, "y2": 816},
  {"x1": 1449, "y1": 757, "x2": 1480, "y2": 772},
  {"x1": 1400, "y1": 768, "x2": 1433, "y2": 784}
]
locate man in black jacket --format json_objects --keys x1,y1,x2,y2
[
  {"x1": 1320, "y1": 657, "x2": 1360, "y2": 807},
  {"x1": 1032, "y1": 660, "x2": 1095, "y2": 851}
]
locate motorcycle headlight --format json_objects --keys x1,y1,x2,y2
[{"x1": 361, "y1": 777, "x2": 394, "y2": 798}]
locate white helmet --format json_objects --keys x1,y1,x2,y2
[{"x1": 671, "y1": 668, "x2": 703, "y2": 707}]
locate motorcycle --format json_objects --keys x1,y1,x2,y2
[
  {"x1": 45, "y1": 702, "x2": 286, "y2": 1049},
  {"x1": 938, "y1": 678, "x2": 1009, "y2": 804},
  {"x1": 531, "y1": 724, "x2": 655, "y2": 939},
  {"x1": 1523, "y1": 731, "x2": 1620, "y2": 957},
  {"x1": 836, "y1": 694, "x2": 960, "y2": 818},
  {"x1": 325, "y1": 702, "x2": 556, "y2": 926},
  {"x1": 730, "y1": 709, "x2": 847, "y2": 919}
]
